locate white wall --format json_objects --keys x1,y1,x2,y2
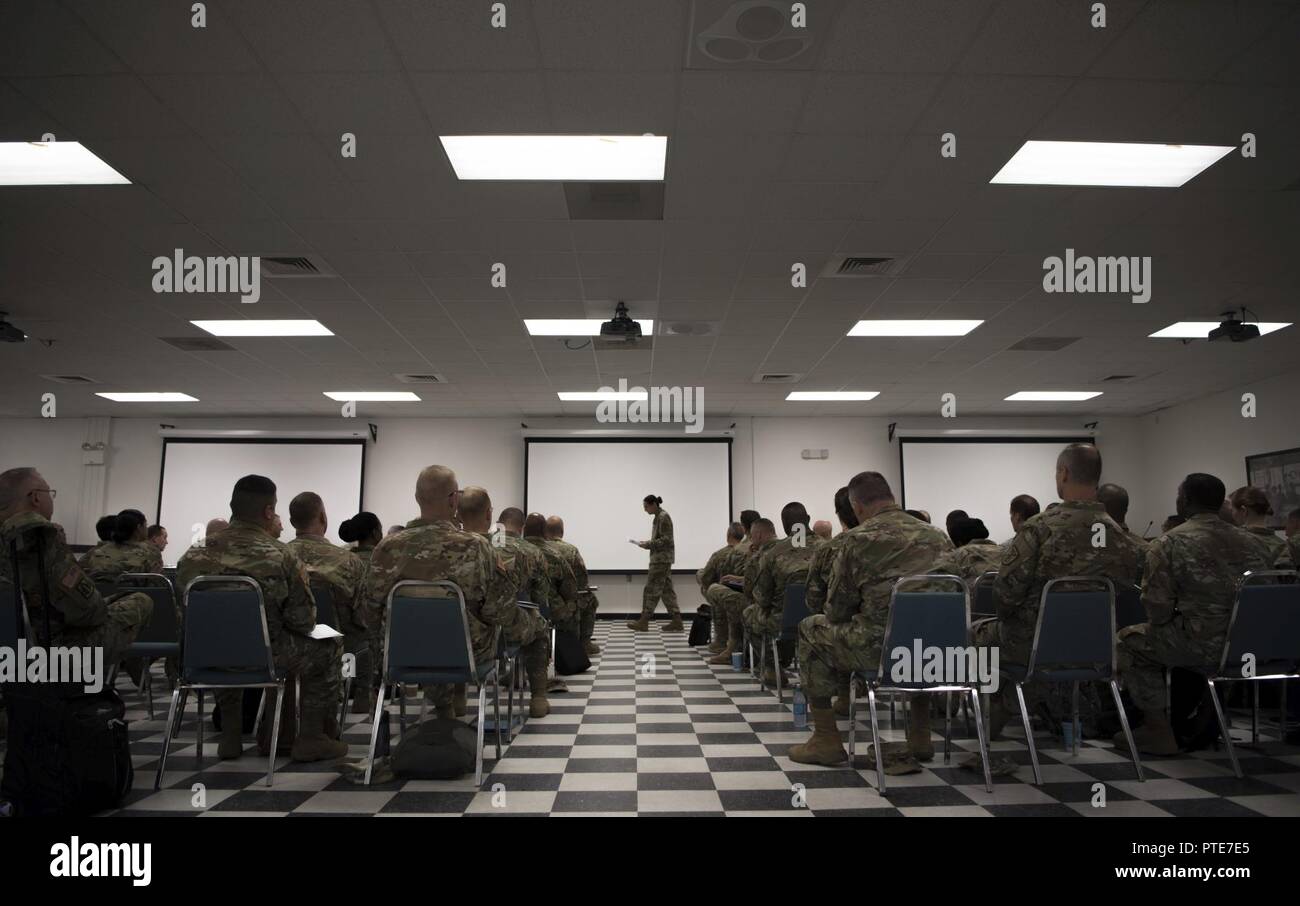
[{"x1": 5, "y1": 378, "x2": 1297, "y2": 611}]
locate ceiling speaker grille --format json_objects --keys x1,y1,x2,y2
[
  {"x1": 753, "y1": 372, "x2": 803, "y2": 383},
  {"x1": 260, "y1": 255, "x2": 334, "y2": 278},
  {"x1": 160, "y1": 336, "x2": 236, "y2": 352},
  {"x1": 821, "y1": 254, "x2": 907, "y2": 277},
  {"x1": 394, "y1": 373, "x2": 447, "y2": 384},
  {"x1": 40, "y1": 374, "x2": 99, "y2": 384}
]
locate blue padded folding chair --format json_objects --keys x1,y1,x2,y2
[
  {"x1": 118, "y1": 572, "x2": 181, "y2": 720},
  {"x1": 365, "y1": 580, "x2": 501, "y2": 786},
  {"x1": 849, "y1": 575, "x2": 994, "y2": 795},
  {"x1": 1002, "y1": 576, "x2": 1142, "y2": 785},
  {"x1": 758, "y1": 583, "x2": 809, "y2": 704},
  {"x1": 0, "y1": 579, "x2": 28, "y2": 653},
  {"x1": 972, "y1": 571, "x2": 998, "y2": 619},
  {"x1": 155, "y1": 575, "x2": 286, "y2": 790},
  {"x1": 1203, "y1": 570, "x2": 1300, "y2": 778}
]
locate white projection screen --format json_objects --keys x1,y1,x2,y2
[
  {"x1": 899, "y1": 437, "x2": 1091, "y2": 542},
  {"x1": 525, "y1": 438, "x2": 732, "y2": 572},
  {"x1": 156, "y1": 438, "x2": 365, "y2": 566}
]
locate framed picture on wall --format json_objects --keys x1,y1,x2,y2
[{"x1": 1245, "y1": 446, "x2": 1300, "y2": 529}]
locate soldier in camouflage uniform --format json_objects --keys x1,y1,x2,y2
[
  {"x1": 287, "y1": 492, "x2": 371, "y2": 716},
  {"x1": 460, "y1": 492, "x2": 553, "y2": 717},
  {"x1": 629, "y1": 495, "x2": 682, "y2": 631},
  {"x1": 975, "y1": 445, "x2": 1143, "y2": 739},
  {"x1": 1228, "y1": 485, "x2": 1289, "y2": 566},
  {"x1": 808, "y1": 487, "x2": 860, "y2": 713},
  {"x1": 522, "y1": 513, "x2": 579, "y2": 634},
  {"x1": 545, "y1": 515, "x2": 601, "y2": 655},
  {"x1": 0, "y1": 468, "x2": 153, "y2": 664},
  {"x1": 81, "y1": 509, "x2": 164, "y2": 582},
  {"x1": 339, "y1": 511, "x2": 384, "y2": 566},
  {"x1": 360, "y1": 466, "x2": 520, "y2": 719},
  {"x1": 745, "y1": 502, "x2": 821, "y2": 685},
  {"x1": 176, "y1": 475, "x2": 347, "y2": 763},
  {"x1": 789, "y1": 473, "x2": 953, "y2": 769},
  {"x1": 1099, "y1": 483, "x2": 1150, "y2": 584},
  {"x1": 76, "y1": 515, "x2": 117, "y2": 568},
  {"x1": 706, "y1": 519, "x2": 777, "y2": 665},
  {"x1": 995, "y1": 494, "x2": 1041, "y2": 561},
  {"x1": 932, "y1": 517, "x2": 1003, "y2": 584},
  {"x1": 698, "y1": 522, "x2": 745, "y2": 654},
  {"x1": 1117, "y1": 474, "x2": 1271, "y2": 754}
]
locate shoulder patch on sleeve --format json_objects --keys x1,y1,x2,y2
[{"x1": 495, "y1": 556, "x2": 510, "y2": 576}]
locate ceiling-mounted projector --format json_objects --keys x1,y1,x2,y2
[
  {"x1": 1208, "y1": 311, "x2": 1261, "y2": 343},
  {"x1": 0, "y1": 313, "x2": 27, "y2": 343},
  {"x1": 600, "y1": 302, "x2": 642, "y2": 344}
]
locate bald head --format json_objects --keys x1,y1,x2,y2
[
  {"x1": 0, "y1": 467, "x2": 47, "y2": 519},
  {"x1": 205, "y1": 518, "x2": 229, "y2": 537},
  {"x1": 812, "y1": 520, "x2": 832, "y2": 540},
  {"x1": 545, "y1": 515, "x2": 565, "y2": 540},
  {"x1": 457, "y1": 486, "x2": 492, "y2": 532},
  {"x1": 415, "y1": 465, "x2": 459, "y2": 520},
  {"x1": 523, "y1": 512, "x2": 547, "y2": 538},
  {"x1": 1056, "y1": 443, "x2": 1102, "y2": 499}
]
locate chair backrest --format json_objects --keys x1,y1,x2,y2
[
  {"x1": 384, "y1": 580, "x2": 477, "y2": 680},
  {"x1": 880, "y1": 575, "x2": 970, "y2": 688},
  {"x1": 180, "y1": 575, "x2": 276, "y2": 679},
  {"x1": 118, "y1": 573, "x2": 179, "y2": 645},
  {"x1": 972, "y1": 571, "x2": 997, "y2": 618},
  {"x1": 1027, "y1": 577, "x2": 1115, "y2": 676},
  {"x1": 0, "y1": 579, "x2": 25, "y2": 651},
  {"x1": 1115, "y1": 583, "x2": 1145, "y2": 629},
  {"x1": 308, "y1": 578, "x2": 339, "y2": 629},
  {"x1": 1220, "y1": 570, "x2": 1300, "y2": 675},
  {"x1": 779, "y1": 583, "x2": 809, "y2": 640}
]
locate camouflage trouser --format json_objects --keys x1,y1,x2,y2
[
  {"x1": 973, "y1": 618, "x2": 1034, "y2": 712},
  {"x1": 1118, "y1": 623, "x2": 1216, "y2": 713},
  {"x1": 216, "y1": 631, "x2": 342, "y2": 717},
  {"x1": 706, "y1": 584, "x2": 746, "y2": 652},
  {"x1": 797, "y1": 613, "x2": 881, "y2": 702},
  {"x1": 578, "y1": 591, "x2": 599, "y2": 643},
  {"x1": 63, "y1": 591, "x2": 153, "y2": 666},
  {"x1": 742, "y1": 601, "x2": 780, "y2": 641},
  {"x1": 642, "y1": 565, "x2": 679, "y2": 616},
  {"x1": 505, "y1": 608, "x2": 551, "y2": 675}
]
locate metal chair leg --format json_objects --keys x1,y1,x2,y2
[
  {"x1": 195, "y1": 689, "x2": 205, "y2": 771},
  {"x1": 144, "y1": 663, "x2": 155, "y2": 720},
  {"x1": 943, "y1": 691, "x2": 953, "y2": 765},
  {"x1": 1252, "y1": 682, "x2": 1260, "y2": 745},
  {"x1": 266, "y1": 681, "x2": 284, "y2": 788},
  {"x1": 474, "y1": 683, "x2": 487, "y2": 787},
  {"x1": 1206, "y1": 679, "x2": 1242, "y2": 778},
  {"x1": 867, "y1": 684, "x2": 885, "y2": 795},
  {"x1": 757, "y1": 636, "x2": 767, "y2": 691},
  {"x1": 493, "y1": 672, "x2": 503, "y2": 760},
  {"x1": 364, "y1": 681, "x2": 388, "y2": 786},
  {"x1": 1015, "y1": 682, "x2": 1041, "y2": 785},
  {"x1": 1109, "y1": 679, "x2": 1144, "y2": 782},
  {"x1": 847, "y1": 673, "x2": 857, "y2": 766},
  {"x1": 1071, "y1": 681, "x2": 1080, "y2": 755},
  {"x1": 969, "y1": 689, "x2": 994, "y2": 793},
  {"x1": 772, "y1": 639, "x2": 783, "y2": 705},
  {"x1": 154, "y1": 686, "x2": 184, "y2": 790},
  {"x1": 1282, "y1": 680, "x2": 1289, "y2": 741}
]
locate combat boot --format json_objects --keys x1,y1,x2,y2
[
  {"x1": 626, "y1": 613, "x2": 651, "y2": 632},
  {"x1": 788, "y1": 706, "x2": 848, "y2": 766},
  {"x1": 350, "y1": 683, "x2": 372, "y2": 715},
  {"x1": 290, "y1": 708, "x2": 349, "y2": 763},
  {"x1": 453, "y1": 683, "x2": 467, "y2": 717},
  {"x1": 528, "y1": 665, "x2": 551, "y2": 718},
  {"x1": 218, "y1": 701, "x2": 243, "y2": 760},
  {"x1": 707, "y1": 648, "x2": 733, "y2": 666},
  {"x1": 661, "y1": 613, "x2": 684, "y2": 632},
  {"x1": 761, "y1": 665, "x2": 778, "y2": 688},
  {"x1": 1115, "y1": 712, "x2": 1179, "y2": 756},
  {"x1": 832, "y1": 679, "x2": 853, "y2": 716},
  {"x1": 584, "y1": 640, "x2": 601, "y2": 655},
  {"x1": 987, "y1": 696, "x2": 1008, "y2": 740},
  {"x1": 707, "y1": 625, "x2": 729, "y2": 655},
  {"x1": 907, "y1": 694, "x2": 935, "y2": 761}
]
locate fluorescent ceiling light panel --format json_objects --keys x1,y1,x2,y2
[
  {"x1": 847, "y1": 320, "x2": 983, "y2": 337},
  {"x1": 191, "y1": 319, "x2": 333, "y2": 337},
  {"x1": 990, "y1": 141, "x2": 1233, "y2": 187},
  {"x1": 557, "y1": 391, "x2": 649, "y2": 402},
  {"x1": 0, "y1": 141, "x2": 131, "y2": 185},
  {"x1": 525, "y1": 319, "x2": 654, "y2": 336},
  {"x1": 96, "y1": 392, "x2": 198, "y2": 402},
  {"x1": 322, "y1": 392, "x2": 421, "y2": 402},
  {"x1": 786, "y1": 391, "x2": 880, "y2": 401},
  {"x1": 1149, "y1": 321, "x2": 1291, "y2": 339},
  {"x1": 440, "y1": 135, "x2": 667, "y2": 181},
  {"x1": 1004, "y1": 391, "x2": 1102, "y2": 402}
]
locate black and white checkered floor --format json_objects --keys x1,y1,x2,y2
[{"x1": 44, "y1": 622, "x2": 1300, "y2": 816}]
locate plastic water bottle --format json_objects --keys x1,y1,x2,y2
[
  {"x1": 1061, "y1": 721, "x2": 1075, "y2": 751},
  {"x1": 792, "y1": 684, "x2": 808, "y2": 729},
  {"x1": 731, "y1": 650, "x2": 743, "y2": 672}
]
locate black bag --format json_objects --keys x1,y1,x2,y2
[
  {"x1": 554, "y1": 628, "x2": 591, "y2": 675},
  {"x1": 688, "y1": 605, "x2": 712, "y2": 647},
  {"x1": 1, "y1": 536, "x2": 134, "y2": 816},
  {"x1": 391, "y1": 717, "x2": 475, "y2": 779}
]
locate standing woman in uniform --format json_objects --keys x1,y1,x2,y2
[{"x1": 627, "y1": 494, "x2": 683, "y2": 632}]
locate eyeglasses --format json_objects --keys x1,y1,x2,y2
[{"x1": 32, "y1": 488, "x2": 56, "y2": 500}]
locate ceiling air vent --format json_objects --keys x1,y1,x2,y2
[
  {"x1": 821, "y1": 254, "x2": 908, "y2": 277},
  {"x1": 1008, "y1": 336, "x2": 1080, "y2": 352},
  {"x1": 260, "y1": 255, "x2": 335, "y2": 278},
  {"x1": 159, "y1": 336, "x2": 237, "y2": 353},
  {"x1": 752, "y1": 372, "x2": 804, "y2": 384},
  {"x1": 40, "y1": 374, "x2": 99, "y2": 385},
  {"x1": 657, "y1": 321, "x2": 718, "y2": 337},
  {"x1": 1103, "y1": 374, "x2": 1136, "y2": 382},
  {"x1": 394, "y1": 373, "x2": 447, "y2": 384}
]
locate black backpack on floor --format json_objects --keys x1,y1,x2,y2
[
  {"x1": 1, "y1": 535, "x2": 134, "y2": 816},
  {"x1": 688, "y1": 605, "x2": 712, "y2": 647},
  {"x1": 554, "y1": 628, "x2": 591, "y2": 676}
]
